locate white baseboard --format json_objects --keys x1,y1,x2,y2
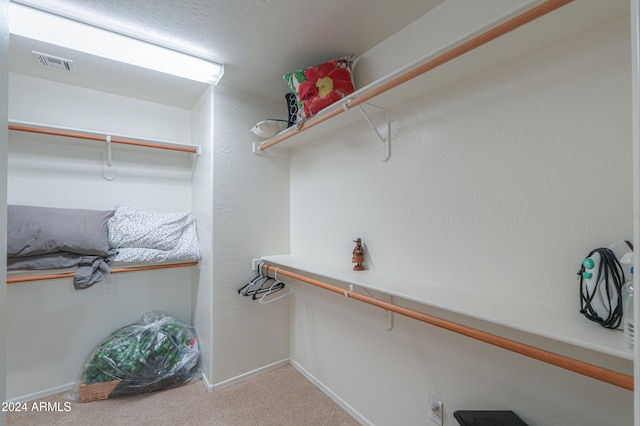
[
  {"x1": 7, "y1": 359, "x2": 290, "y2": 402},
  {"x1": 290, "y1": 359, "x2": 372, "y2": 426},
  {"x1": 206, "y1": 358, "x2": 290, "y2": 391},
  {"x1": 8, "y1": 382, "x2": 76, "y2": 404},
  {"x1": 201, "y1": 371, "x2": 214, "y2": 391},
  {"x1": 9, "y1": 359, "x2": 370, "y2": 426}
]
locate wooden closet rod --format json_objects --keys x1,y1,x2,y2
[
  {"x1": 8, "y1": 123, "x2": 198, "y2": 154},
  {"x1": 6, "y1": 261, "x2": 199, "y2": 284},
  {"x1": 261, "y1": 263, "x2": 633, "y2": 391},
  {"x1": 259, "y1": 0, "x2": 573, "y2": 151}
]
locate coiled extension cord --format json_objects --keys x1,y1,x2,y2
[{"x1": 577, "y1": 247, "x2": 626, "y2": 329}]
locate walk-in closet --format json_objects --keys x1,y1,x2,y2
[{"x1": 1, "y1": 0, "x2": 640, "y2": 425}]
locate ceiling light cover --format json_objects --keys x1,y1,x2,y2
[{"x1": 9, "y1": 2, "x2": 224, "y2": 84}]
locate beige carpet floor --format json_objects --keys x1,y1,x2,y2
[{"x1": 7, "y1": 364, "x2": 360, "y2": 426}]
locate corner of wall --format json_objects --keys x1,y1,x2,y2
[
  {"x1": 191, "y1": 85, "x2": 215, "y2": 386},
  {"x1": 209, "y1": 85, "x2": 291, "y2": 385}
]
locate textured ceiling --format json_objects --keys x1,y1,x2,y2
[{"x1": 9, "y1": 0, "x2": 443, "y2": 107}]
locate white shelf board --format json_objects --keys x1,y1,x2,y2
[
  {"x1": 258, "y1": 0, "x2": 629, "y2": 153},
  {"x1": 262, "y1": 254, "x2": 633, "y2": 361}
]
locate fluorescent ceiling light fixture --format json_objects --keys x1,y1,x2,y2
[{"x1": 8, "y1": 2, "x2": 224, "y2": 84}]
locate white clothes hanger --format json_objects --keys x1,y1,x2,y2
[{"x1": 259, "y1": 267, "x2": 293, "y2": 304}]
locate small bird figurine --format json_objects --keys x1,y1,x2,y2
[{"x1": 352, "y1": 238, "x2": 364, "y2": 271}]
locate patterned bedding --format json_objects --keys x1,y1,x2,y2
[
  {"x1": 7, "y1": 204, "x2": 202, "y2": 288},
  {"x1": 107, "y1": 205, "x2": 202, "y2": 264}
]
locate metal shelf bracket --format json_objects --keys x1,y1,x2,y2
[
  {"x1": 346, "y1": 101, "x2": 390, "y2": 162},
  {"x1": 349, "y1": 284, "x2": 394, "y2": 331},
  {"x1": 102, "y1": 135, "x2": 117, "y2": 181}
]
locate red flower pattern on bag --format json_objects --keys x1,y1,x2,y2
[{"x1": 297, "y1": 60, "x2": 355, "y2": 117}]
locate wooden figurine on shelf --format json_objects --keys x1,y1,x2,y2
[{"x1": 352, "y1": 238, "x2": 365, "y2": 271}]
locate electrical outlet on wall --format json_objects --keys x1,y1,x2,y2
[{"x1": 428, "y1": 393, "x2": 443, "y2": 426}]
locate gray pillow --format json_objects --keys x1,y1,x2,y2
[
  {"x1": 7, "y1": 252, "x2": 84, "y2": 270},
  {"x1": 8, "y1": 205, "x2": 114, "y2": 257}
]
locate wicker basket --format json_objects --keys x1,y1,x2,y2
[{"x1": 78, "y1": 380, "x2": 122, "y2": 402}]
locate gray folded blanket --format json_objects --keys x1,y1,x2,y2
[{"x1": 7, "y1": 205, "x2": 117, "y2": 289}]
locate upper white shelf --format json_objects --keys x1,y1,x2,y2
[
  {"x1": 262, "y1": 254, "x2": 633, "y2": 362},
  {"x1": 256, "y1": 0, "x2": 628, "y2": 154}
]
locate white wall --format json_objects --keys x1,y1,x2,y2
[
  {"x1": 289, "y1": 12, "x2": 633, "y2": 426},
  {"x1": 354, "y1": 0, "x2": 530, "y2": 89},
  {"x1": 0, "y1": 0, "x2": 8, "y2": 424},
  {"x1": 633, "y1": 3, "x2": 640, "y2": 424},
  {"x1": 210, "y1": 86, "x2": 291, "y2": 386},
  {"x1": 4, "y1": 67, "x2": 293, "y2": 402},
  {"x1": 6, "y1": 74, "x2": 198, "y2": 401}
]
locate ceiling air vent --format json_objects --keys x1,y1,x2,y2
[{"x1": 31, "y1": 51, "x2": 76, "y2": 72}]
